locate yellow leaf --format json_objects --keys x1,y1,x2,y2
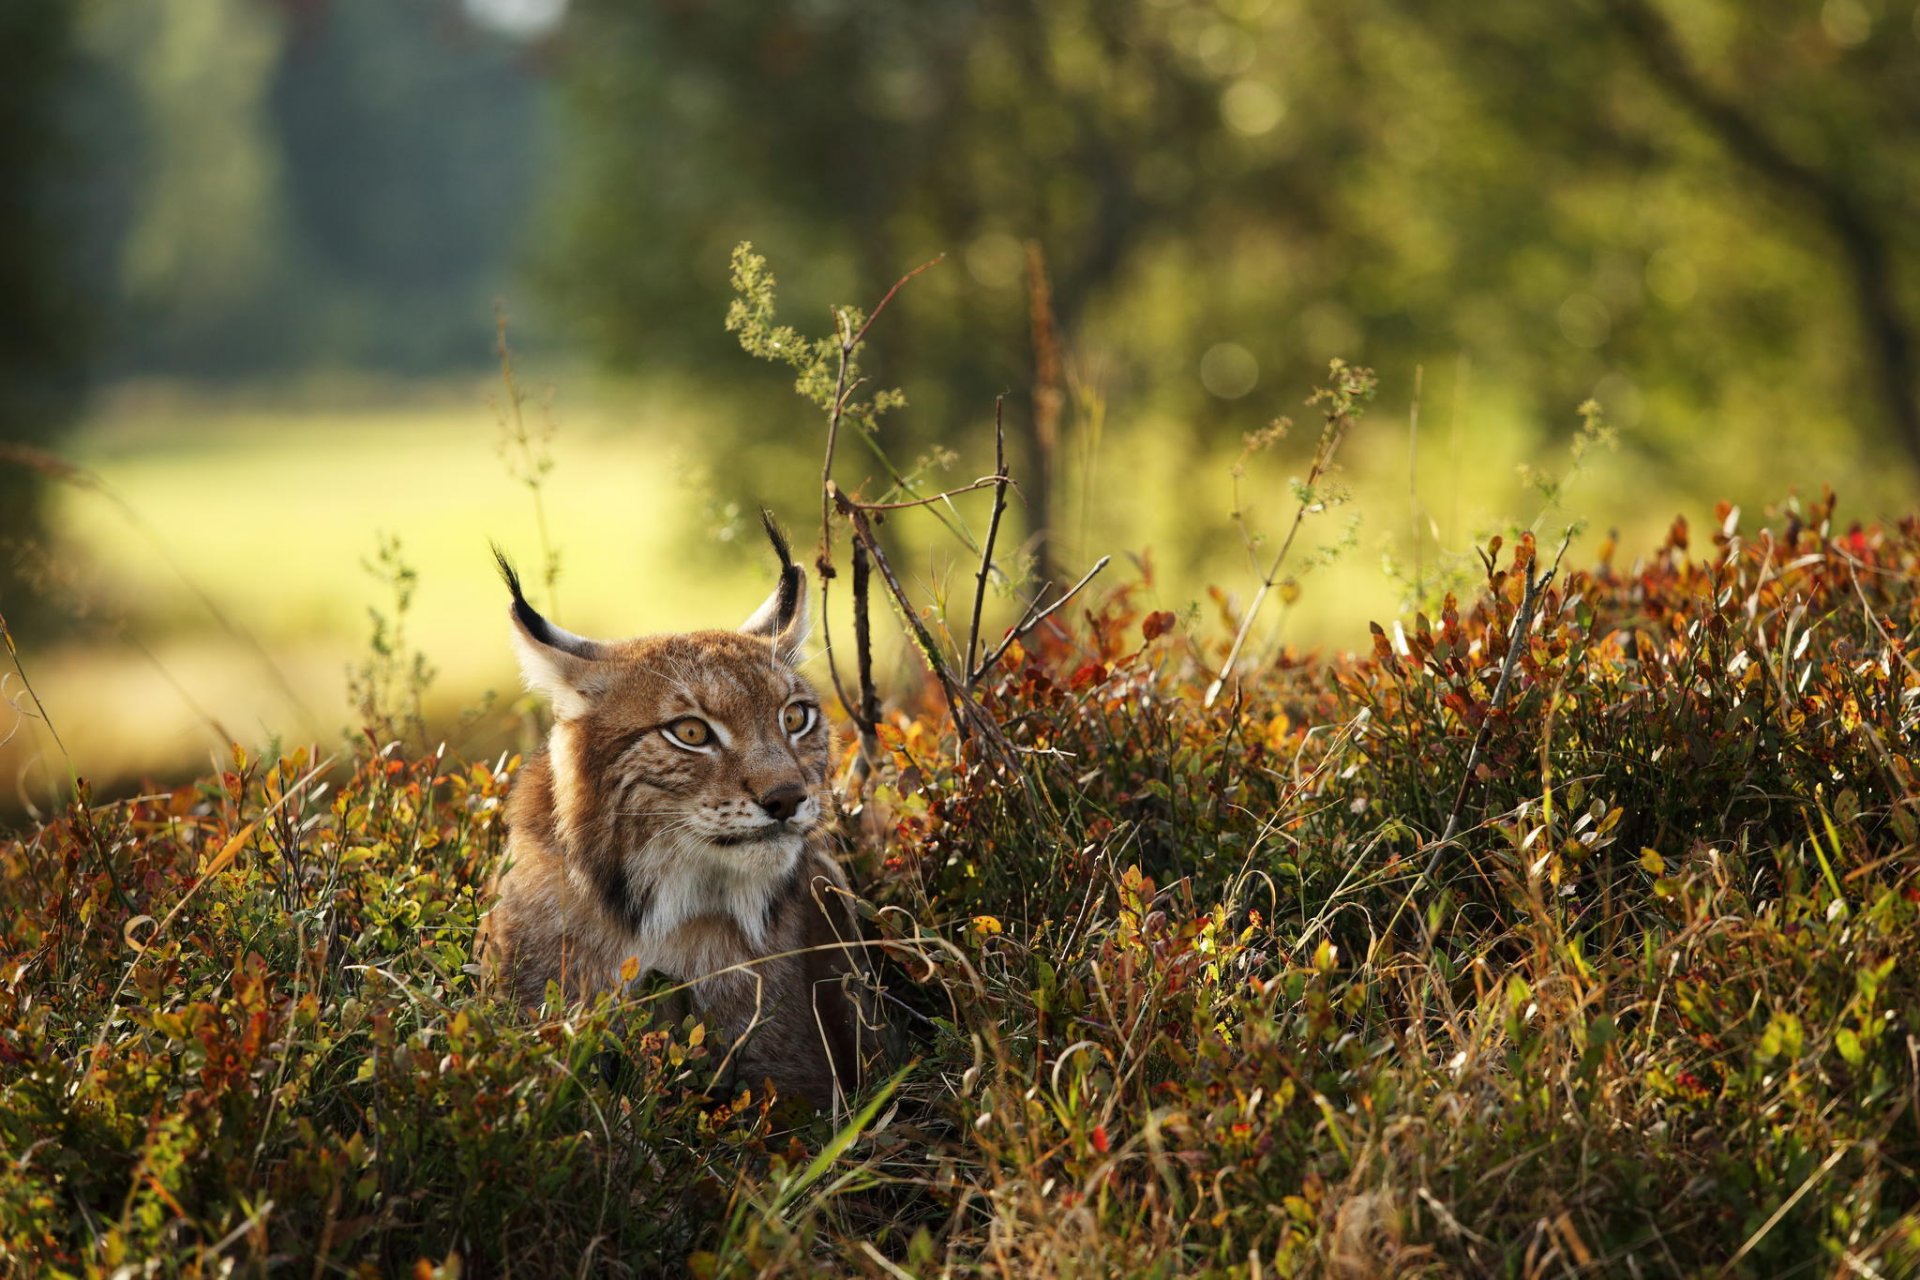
[{"x1": 204, "y1": 822, "x2": 257, "y2": 878}]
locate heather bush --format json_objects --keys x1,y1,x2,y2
[{"x1": 5, "y1": 495, "x2": 1919, "y2": 1275}]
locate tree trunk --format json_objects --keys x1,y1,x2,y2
[{"x1": 1601, "y1": 0, "x2": 1920, "y2": 475}]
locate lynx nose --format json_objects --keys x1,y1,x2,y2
[{"x1": 756, "y1": 783, "x2": 806, "y2": 824}]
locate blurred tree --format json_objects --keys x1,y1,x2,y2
[
  {"x1": 267, "y1": 0, "x2": 549, "y2": 371},
  {"x1": 1596, "y1": 0, "x2": 1920, "y2": 468},
  {"x1": 86, "y1": 0, "x2": 550, "y2": 379},
  {"x1": 97, "y1": 0, "x2": 295, "y2": 377},
  {"x1": 542, "y1": 0, "x2": 1919, "y2": 559},
  {"x1": 0, "y1": 1, "x2": 95, "y2": 634}
]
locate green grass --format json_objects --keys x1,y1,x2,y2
[{"x1": 5, "y1": 496, "x2": 1919, "y2": 1275}]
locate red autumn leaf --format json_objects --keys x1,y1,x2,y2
[
  {"x1": 1142, "y1": 610, "x2": 1177, "y2": 641},
  {"x1": 1070, "y1": 662, "x2": 1108, "y2": 690}
]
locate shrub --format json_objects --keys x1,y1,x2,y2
[{"x1": 5, "y1": 496, "x2": 1919, "y2": 1276}]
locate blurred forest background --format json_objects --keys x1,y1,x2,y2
[{"x1": 2, "y1": 0, "x2": 1917, "y2": 808}]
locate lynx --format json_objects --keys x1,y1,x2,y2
[{"x1": 478, "y1": 517, "x2": 873, "y2": 1111}]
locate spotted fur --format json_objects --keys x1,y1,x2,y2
[{"x1": 477, "y1": 519, "x2": 874, "y2": 1111}]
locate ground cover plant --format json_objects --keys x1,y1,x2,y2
[
  {"x1": 7, "y1": 489, "x2": 1920, "y2": 1276},
  {"x1": 6, "y1": 255, "x2": 1920, "y2": 1276}
]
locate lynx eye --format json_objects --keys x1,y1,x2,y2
[
  {"x1": 663, "y1": 717, "x2": 714, "y2": 749},
  {"x1": 781, "y1": 703, "x2": 815, "y2": 736}
]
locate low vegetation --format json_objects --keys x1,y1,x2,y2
[
  {"x1": 5, "y1": 485, "x2": 1919, "y2": 1276},
  {"x1": 9, "y1": 255, "x2": 1920, "y2": 1275}
]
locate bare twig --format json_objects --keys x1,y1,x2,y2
[
  {"x1": 818, "y1": 305, "x2": 858, "y2": 582},
  {"x1": 1206, "y1": 365, "x2": 1373, "y2": 708},
  {"x1": 967, "y1": 398, "x2": 1012, "y2": 678},
  {"x1": 812, "y1": 256, "x2": 948, "y2": 743},
  {"x1": 849, "y1": 254, "x2": 945, "y2": 350},
  {"x1": 842, "y1": 475, "x2": 1015, "y2": 513},
  {"x1": 815, "y1": 569, "x2": 861, "y2": 745},
  {"x1": 969, "y1": 556, "x2": 1112, "y2": 687},
  {"x1": 835, "y1": 488, "x2": 973, "y2": 745},
  {"x1": 849, "y1": 537, "x2": 882, "y2": 776},
  {"x1": 818, "y1": 252, "x2": 949, "y2": 579}
]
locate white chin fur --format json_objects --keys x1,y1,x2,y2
[{"x1": 627, "y1": 831, "x2": 804, "y2": 953}]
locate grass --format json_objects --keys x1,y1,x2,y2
[{"x1": 4, "y1": 490, "x2": 1919, "y2": 1275}]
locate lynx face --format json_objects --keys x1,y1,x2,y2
[{"x1": 541, "y1": 628, "x2": 832, "y2": 942}]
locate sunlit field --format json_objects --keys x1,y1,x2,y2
[{"x1": 12, "y1": 355, "x2": 1915, "y2": 813}]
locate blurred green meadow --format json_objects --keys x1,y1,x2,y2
[{"x1": 14, "y1": 351, "x2": 1911, "y2": 808}]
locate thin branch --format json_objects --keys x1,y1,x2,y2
[
  {"x1": 0, "y1": 611, "x2": 69, "y2": 766},
  {"x1": 815, "y1": 570, "x2": 861, "y2": 741},
  {"x1": 817, "y1": 306, "x2": 857, "y2": 581},
  {"x1": 849, "y1": 537, "x2": 882, "y2": 776},
  {"x1": 818, "y1": 252, "x2": 949, "y2": 578},
  {"x1": 835, "y1": 487, "x2": 972, "y2": 745},
  {"x1": 970, "y1": 555, "x2": 1112, "y2": 687},
  {"x1": 1205, "y1": 407, "x2": 1358, "y2": 708},
  {"x1": 968, "y1": 397, "x2": 1011, "y2": 677},
  {"x1": 849, "y1": 253, "x2": 946, "y2": 349},
  {"x1": 841, "y1": 474, "x2": 1016, "y2": 513}
]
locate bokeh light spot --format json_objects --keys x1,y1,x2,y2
[
  {"x1": 1557, "y1": 293, "x2": 1613, "y2": 350},
  {"x1": 464, "y1": 0, "x2": 567, "y2": 39},
  {"x1": 1821, "y1": 0, "x2": 1872, "y2": 46},
  {"x1": 1221, "y1": 81, "x2": 1285, "y2": 137},
  {"x1": 1200, "y1": 342, "x2": 1260, "y2": 398},
  {"x1": 966, "y1": 233, "x2": 1026, "y2": 289}
]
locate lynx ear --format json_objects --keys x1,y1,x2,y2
[
  {"x1": 740, "y1": 511, "x2": 810, "y2": 663},
  {"x1": 493, "y1": 546, "x2": 607, "y2": 719}
]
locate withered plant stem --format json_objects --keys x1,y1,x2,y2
[
  {"x1": 850, "y1": 538, "x2": 881, "y2": 774},
  {"x1": 836, "y1": 489, "x2": 972, "y2": 745},
  {"x1": 1206, "y1": 412, "x2": 1355, "y2": 708},
  {"x1": 967, "y1": 397, "x2": 1011, "y2": 679},
  {"x1": 811, "y1": 257, "x2": 945, "y2": 751}
]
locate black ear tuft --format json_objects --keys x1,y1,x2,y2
[
  {"x1": 491, "y1": 542, "x2": 525, "y2": 604},
  {"x1": 760, "y1": 508, "x2": 795, "y2": 572},
  {"x1": 492, "y1": 542, "x2": 569, "y2": 650},
  {"x1": 760, "y1": 509, "x2": 801, "y2": 627}
]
